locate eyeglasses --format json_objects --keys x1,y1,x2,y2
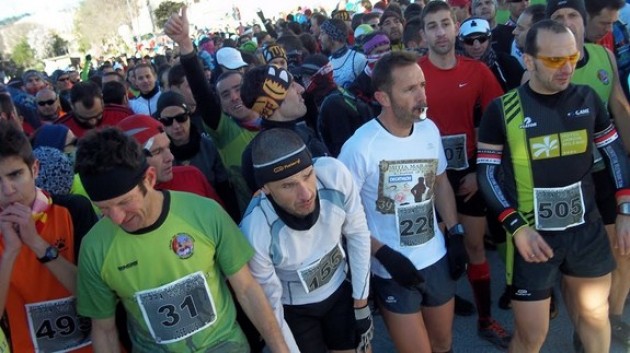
[
  {"x1": 158, "y1": 113, "x2": 189, "y2": 126},
  {"x1": 37, "y1": 99, "x2": 56, "y2": 106},
  {"x1": 58, "y1": 77, "x2": 70, "y2": 82},
  {"x1": 536, "y1": 52, "x2": 580, "y2": 69},
  {"x1": 462, "y1": 35, "x2": 491, "y2": 46}
]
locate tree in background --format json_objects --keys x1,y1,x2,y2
[
  {"x1": 154, "y1": 1, "x2": 185, "y2": 29},
  {"x1": 11, "y1": 39, "x2": 36, "y2": 69}
]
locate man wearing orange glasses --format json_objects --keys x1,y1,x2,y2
[
  {"x1": 477, "y1": 20, "x2": 630, "y2": 353},
  {"x1": 548, "y1": 0, "x2": 630, "y2": 348}
]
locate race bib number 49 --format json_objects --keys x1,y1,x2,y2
[
  {"x1": 26, "y1": 297, "x2": 91, "y2": 353},
  {"x1": 136, "y1": 271, "x2": 217, "y2": 344},
  {"x1": 534, "y1": 182, "x2": 585, "y2": 231}
]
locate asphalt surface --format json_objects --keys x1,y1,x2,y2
[{"x1": 371, "y1": 249, "x2": 630, "y2": 353}]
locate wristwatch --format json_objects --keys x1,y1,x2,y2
[
  {"x1": 618, "y1": 202, "x2": 630, "y2": 216},
  {"x1": 38, "y1": 246, "x2": 59, "y2": 263},
  {"x1": 448, "y1": 223, "x2": 465, "y2": 237}
]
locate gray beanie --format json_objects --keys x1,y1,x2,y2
[{"x1": 546, "y1": 0, "x2": 587, "y2": 26}]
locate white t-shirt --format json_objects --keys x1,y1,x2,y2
[{"x1": 338, "y1": 118, "x2": 448, "y2": 278}]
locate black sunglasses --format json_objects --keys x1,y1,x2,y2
[
  {"x1": 159, "y1": 113, "x2": 189, "y2": 126},
  {"x1": 462, "y1": 35, "x2": 491, "y2": 46},
  {"x1": 37, "y1": 99, "x2": 56, "y2": 106}
]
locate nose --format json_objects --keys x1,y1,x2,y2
[
  {"x1": 163, "y1": 147, "x2": 174, "y2": 164},
  {"x1": 107, "y1": 207, "x2": 126, "y2": 225},
  {"x1": 0, "y1": 180, "x2": 16, "y2": 198},
  {"x1": 230, "y1": 90, "x2": 240, "y2": 102},
  {"x1": 296, "y1": 182, "x2": 313, "y2": 201}
]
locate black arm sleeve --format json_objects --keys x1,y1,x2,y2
[{"x1": 179, "y1": 51, "x2": 223, "y2": 130}]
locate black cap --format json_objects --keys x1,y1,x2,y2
[{"x1": 155, "y1": 91, "x2": 188, "y2": 118}]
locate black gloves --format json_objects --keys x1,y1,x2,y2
[
  {"x1": 354, "y1": 305, "x2": 373, "y2": 352},
  {"x1": 374, "y1": 245, "x2": 424, "y2": 287},
  {"x1": 446, "y1": 224, "x2": 469, "y2": 280}
]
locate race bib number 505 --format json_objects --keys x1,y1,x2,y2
[
  {"x1": 534, "y1": 182, "x2": 585, "y2": 231},
  {"x1": 135, "y1": 271, "x2": 217, "y2": 344}
]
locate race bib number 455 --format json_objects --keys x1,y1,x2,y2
[{"x1": 135, "y1": 272, "x2": 217, "y2": 344}]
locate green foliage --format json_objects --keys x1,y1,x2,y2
[
  {"x1": 50, "y1": 33, "x2": 69, "y2": 57},
  {"x1": 11, "y1": 39, "x2": 36, "y2": 69},
  {"x1": 154, "y1": 1, "x2": 184, "y2": 29}
]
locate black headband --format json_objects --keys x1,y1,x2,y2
[
  {"x1": 80, "y1": 160, "x2": 149, "y2": 202},
  {"x1": 254, "y1": 145, "x2": 313, "y2": 187}
]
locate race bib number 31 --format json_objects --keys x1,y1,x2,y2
[
  {"x1": 26, "y1": 297, "x2": 91, "y2": 353},
  {"x1": 136, "y1": 271, "x2": 217, "y2": 344},
  {"x1": 534, "y1": 182, "x2": 585, "y2": 231},
  {"x1": 396, "y1": 199, "x2": 435, "y2": 247}
]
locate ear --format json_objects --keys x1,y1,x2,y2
[
  {"x1": 523, "y1": 53, "x2": 536, "y2": 72},
  {"x1": 374, "y1": 90, "x2": 391, "y2": 108},
  {"x1": 261, "y1": 184, "x2": 271, "y2": 195},
  {"x1": 144, "y1": 166, "x2": 157, "y2": 188},
  {"x1": 31, "y1": 159, "x2": 40, "y2": 179}
]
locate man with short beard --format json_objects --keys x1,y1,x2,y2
[
  {"x1": 128, "y1": 63, "x2": 161, "y2": 115},
  {"x1": 418, "y1": 1, "x2": 508, "y2": 349},
  {"x1": 379, "y1": 10, "x2": 405, "y2": 51}
]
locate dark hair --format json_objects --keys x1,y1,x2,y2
[
  {"x1": 420, "y1": 0, "x2": 453, "y2": 29},
  {"x1": 311, "y1": 13, "x2": 327, "y2": 26},
  {"x1": 0, "y1": 119, "x2": 34, "y2": 167},
  {"x1": 524, "y1": 19, "x2": 572, "y2": 57},
  {"x1": 585, "y1": 0, "x2": 624, "y2": 16},
  {"x1": 240, "y1": 66, "x2": 268, "y2": 109},
  {"x1": 70, "y1": 81, "x2": 102, "y2": 107},
  {"x1": 362, "y1": 12, "x2": 381, "y2": 24},
  {"x1": 403, "y1": 17, "x2": 423, "y2": 47},
  {"x1": 277, "y1": 35, "x2": 307, "y2": 53},
  {"x1": 102, "y1": 71, "x2": 125, "y2": 84},
  {"x1": 299, "y1": 33, "x2": 319, "y2": 55},
  {"x1": 524, "y1": 4, "x2": 547, "y2": 24},
  {"x1": 134, "y1": 63, "x2": 156, "y2": 75},
  {"x1": 0, "y1": 94, "x2": 16, "y2": 119},
  {"x1": 102, "y1": 81, "x2": 127, "y2": 105},
  {"x1": 216, "y1": 70, "x2": 242, "y2": 86},
  {"x1": 254, "y1": 31, "x2": 270, "y2": 44},
  {"x1": 352, "y1": 13, "x2": 365, "y2": 31},
  {"x1": 241, "y1": 51, "x2": 261, "y2": 67},
  {"x1": 75, "y1": 127, "x2": 145, "y2": 175},
  {"x1": 287, "y1": 22, "x2": 303, "y2": 35},
  {"x1": 372, "y1": 51, "x2": 420, "y2": 93},
  {"x1": 404, "y1": 3, "x2": 424, "y2": 21},
  {"x1": 252, "y1": 128, "x2": 305, "y2": 166},
  {"x1": 167, "y1": 64, "x2": 184, "y2": 87}
]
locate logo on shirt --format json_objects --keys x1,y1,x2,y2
[
  {"x1": 458, "y1": 82, "x2": 468, "y2": 88},
  {"x1": 598, "y1": 69, "x2": 610, "y2": 85},
  {"x1": 566, "y1": 108, "x2": 591, "y2": 118},
  {"x1": 118, "y1": 260, "x2": 138, "y2": 271},
  {"x1": 171, "y1": 233, "x2": 195, "y2": 259},
  {"x1": 529, "y1": 130, "x2": 588, "y2": 160},
  {"x1": 531, "y1": 135, "x2": 559, "y2": 159},
  {"x1": 519, "y1": 117, "x2": 538, "y2": 129}
]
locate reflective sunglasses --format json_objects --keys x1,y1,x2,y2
[
  {"x1": 462, "y1": 35, "x2": 491, "y2": 46},
  {"x1": 536, "y1": 52, "x2": 580, "y2": 69},
  {"x1": 159, "y1": 113, "x2": 189, "y2": 126},
  {"x1": 37, "y1": 99, "x2": 56, "y2": 106}
]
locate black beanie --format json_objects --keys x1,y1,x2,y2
[{"x1": 546, "y1": 0, "x2": 587, "y2": 26}]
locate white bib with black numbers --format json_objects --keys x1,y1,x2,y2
[
  {"x1": 25, "y1": 296, "x2": 91, "y2": 353},
  {"x1": 395, "y1": 199, "x2": 435, "y2": 247},
  {"x1": 442, "y1": 134, "x2": 469, "y2": 171},
  {"x1": 297, "y1": 244, "x2": 345, "y2": 294},
  {"x1": 533, "y1": 181, "x2": 585, "y2": 231},
  {"x1": 135, "y1": 271, "x2": 217, "y2": 344}
]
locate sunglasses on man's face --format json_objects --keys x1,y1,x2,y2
[
  {"x1": 159, "y1": 113, "x2": 189, "y2": 126},
  {"x1": 462, "y1": 35, "x2": 491, "y2": 46},
  {"x1": 37, "y1": 99, "x2": 56, "y2": 106},
  {"x1": 536, "y1": 52, "x2": 580, "y2": 69}
]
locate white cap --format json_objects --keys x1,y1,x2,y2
[
  {"x1": 216, "y1": 47, "x2": 248, "y2": 70},
  {"x1": 459, "y1": 17, "x2": 491, "y2": 38}
]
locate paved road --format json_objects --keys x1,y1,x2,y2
[{"x1": 371, "y1": 249, "x2": 630, "y2": 353}]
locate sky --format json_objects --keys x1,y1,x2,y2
[{"x1": 0, "y1": 0, "x2": 80, "y2": 20}]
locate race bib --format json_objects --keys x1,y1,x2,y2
[
  {"x1": 442, "y1": 134, "x2": 469, "y2": 171},
  {"x1": 136, "y1": 271, "x2": 217, "y2": 344},
  {"x1": 395, "y1": 199, "x2": 435, "y2": 247},
  {"x1": 25, "y1": 297, "x2": 91, "y2": 353},
  {"x1": 297, "y1": 244, "x2": 345, "y2": 293},
  {"x1": 534, "y1": 182, "x2": 585, "y2": 231}
]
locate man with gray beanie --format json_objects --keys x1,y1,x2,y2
[
  {"x1": 240, "y1": 128, "x2": 373, "y2": 353},
  {"x1": 319, "y1": 19, "x2": 367, "y2": 88}
]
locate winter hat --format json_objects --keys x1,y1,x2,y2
[
  {"x1": 379, "y1": 10, "x2": 403, "y2": 26},
  {"x1": 320, "y1": 19, "x2": 348, "y2": 42},
  {"x1": 546, "y1": 0, "x2": 587, "y2": 26},
  {"x1": 250, "y1": 65, "x2": 293, "y2": 118},
  {"x1": 33, "y1": 146, "x2": 74, "y2": 196},
  {"x1": 262, "y1": 44, "x2": 288, "y2": 64},
  {"x1": 239, "y1": 40, "x2": 258, "y2": 55},
  {"x1": 156, "y1": 91, "x2": 189, "y2": 119},
  {"x1": 32, "y1": 124, "x2": 70, "y2": 151},
  {"x1": 117, "y1": 114, "x2": 165, "y2": 148}
]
